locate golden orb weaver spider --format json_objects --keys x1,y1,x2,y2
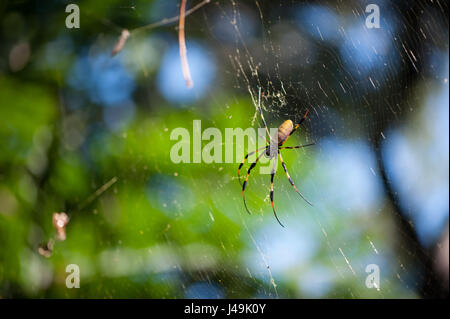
[{"x1": 237, "y1": 88, "x2": 315, "y2": 227}]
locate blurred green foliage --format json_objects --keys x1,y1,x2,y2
[{"x1": 1, "y1": 0, "x2": 446, "y2": 299}]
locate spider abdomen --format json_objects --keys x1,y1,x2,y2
[{"x1": 277, "y1": 120, "x2": 293, "y2": 144}]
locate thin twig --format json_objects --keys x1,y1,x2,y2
[
  {"x1": 131, "y1": 0, "x2": 211, "y2": 34},
  {"x1": 179, "y1": 0, "x2": 194, "y2": 88},
  {"x1": 38, "y1": 177, "x2": 118, "y2": 258},
  {"x1": 77, "y1": 176, "x2": 118, "y2": 211},
  {"x1": 111, "y1": 1, "x2": 211, "y2": 62},
  {"x1": 112, "y1": 29, "x2": 130, "y2": 56}
]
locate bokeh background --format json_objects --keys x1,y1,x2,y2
[{"x1": 0, "y1": 0, "x2": 448, "y2": 298}]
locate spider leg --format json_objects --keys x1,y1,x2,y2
[
  {"x1": 238, "y1": 146, "x2": 268, "y2": 186},
  {"x1": 290, "y1": 109, "x2": 309, "y2": 136},
  {"x1": 257, "y1": 86, "x2": 274, "y2": 142},
  {"x1": 278, "y1": 151, "x2": 313, "y2": 206},
  {"x1": 269, "y1": 155, "x2": 285, "y2": 227},
  {"x1": 279, "y1": 142, "x2": 316, "y2": 150},
  {"x1": 242, "y1": 151, "x2": 266, "y2": 215}
]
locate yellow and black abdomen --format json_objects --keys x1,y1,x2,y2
[{"x1": 277, "y1": 120, "x2": 293, "y2": 145}]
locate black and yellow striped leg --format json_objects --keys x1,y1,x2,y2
[
  {"x1": 279, "y1": 142, "x2": 316, "y2": 150},
  {"x1": 278, "y1": 151, "x2": 313, "y2": 206},
  {"x1": 269, "y1": 155, "x2": 284, "y2": 227},
  {"x1": 289, "y1": 109, "x2": 310, "y2": 137},
  {"x1": 238, "y1": 146, "x2": 268, "y2": 186},
  {"x1": 242, "y1": 152, "x2": 265, "y2": 215}
]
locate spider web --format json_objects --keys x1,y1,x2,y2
[
  {"x1": 198, "y1": 0, "x2": 449, "y2": 298},
  {"x1": 2, "y1": 0, "x2": 448, "y2": 299}
]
